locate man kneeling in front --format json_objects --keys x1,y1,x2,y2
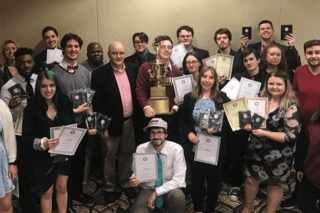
[{"x1": 129, "y1": 118, "x2": 186, "y2": 212}]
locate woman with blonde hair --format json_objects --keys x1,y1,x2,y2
[
  {"x1": 0, "y1": 40, "x2": 19, "y2": 88},
  {"x1": 239, "y1": 72, "x2": 301, "y2": 213}
]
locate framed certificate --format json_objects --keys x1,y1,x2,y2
[
  {"x1": 221, "y1": 77, "x2": 240, "y2": 100},
  {"x1": 172, "y1": 74, "x2": 195, "y2": 103},
  {"x1": 245, "y1": 97, "x2": 268, "y2": 128},
  {"x1": 237, "y1": 77, "x2": 261, "y2": 99},
  {"x1": 49, "y1": 126, "x2": 86, "y2": 156},
  {"x1": 170, "y1": 43, "x2": 187, "y2": 68},
  {"x1": 194, "y1": 133, "x2": 221, "y2": 165},
  {"x1": 133, "y1": 153, "x2": 158, "y2": 183},
  {"x1": 202, "y1": 55, "x2": 216, "y2": 67},
  {"x1": 223, "y1": 97, "x2": 249, "y2": 131},
  {"x1": 215, "y1": 54, "x2": 234, "y2": 80}
]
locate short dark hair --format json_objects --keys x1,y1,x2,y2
[
  {"x1": 14, "y1": 47, "x2": 33, "y2": 59},
  {"x1": 258, "y1": 20, "x2": 273, "y2": 30},
  {"x1": 304, "y1": 39, "x2": 320, "y2": 53},
  {"x1": 153, "y1": 35, "x2": 173, "y2": 47},
  {"x1": 182, "y1": 52, "x2": 204, "y2": 75},
  {"x1": 242, "y1": 48, "x2": 260, "y2": 61},
  {"x1": 176, "y1": 25, "x2": 194, "y2": 38},
  {"x1": 60, "y1": 33, "x2": 83, "y2": 50},
  {"x1": 213, "y1": 28, "x2": 232, "y2": 43},
  {"x1": 132, "y1": 32, "x2": 149, "y2": 44},
  {"x1": 42, "y1": 26, "x2": 58, "y2": 39}
]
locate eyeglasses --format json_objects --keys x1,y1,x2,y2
[
  {"x1": 150, "y1": 131, "x2": 165, "y2": 136},
  {"x1": 179, "y1": 35, "x2": 192, "y2": 39},
  {"x1": 186, "y1": 60, "x2": 199, "y2": 65}
]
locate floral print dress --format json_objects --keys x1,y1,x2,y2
[{"x1": 245, "y1": 101, "x2": 301, "y2": 185}]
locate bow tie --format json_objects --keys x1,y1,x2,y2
[{"x1": 67, "y1": 65, "x2": 78, "y2": 71}]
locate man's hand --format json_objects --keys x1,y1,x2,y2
[
  {"x1": 129, "y1": 174, "x2": 140, "y2": 187},
  {"x1": 174, "y1": 97, "x2": 180, "y2": 106},
  {"x1": 8, "y1": 95, "x2": 21, "y2": 109},
  {"x1": 218, "y1": 75, "x2": 226, "y2": 85},
  {"x1": 252, "y1": 129, "x2": 266, "y2": 138},
  {"x1": 144, "y1": 107, "x2": 156, "y2": 118},
  {"x1": 244, "y1": 124, "x2": 252, "y2": 132},
  {"x1": 8, "y1": 165, "x2": 17, "y2": 179},
  {"x1": 285, "y1": 33, "x2": 295, "y2": 47},
  {"x1": 207, "y1": 128, "x2": 217, "y2": 134},
  {"x1": 188, "y1": 132, "x2": 200, "y2": 145},
  {"x1": 73, "y1": 103, "x2": 90, "y2": 114},
  {"x1": 240, "y1": 35, "x2": 249, "y2": 51},
  {"x1": 147, "y1": 191, "x2": 157, "y2": 210}
]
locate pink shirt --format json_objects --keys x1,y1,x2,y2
[{"x1": 113, "y1": 65, "x2": 133, "y2": 118}]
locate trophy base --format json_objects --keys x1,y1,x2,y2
[{"x1": 148, "y1": 97, "x2": 170, "y2": 115}]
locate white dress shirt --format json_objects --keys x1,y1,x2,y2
[{"x1": 135, "y1": 140, "x2": 186, "y2": 196}]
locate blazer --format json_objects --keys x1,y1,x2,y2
[
  {"x1": 193, "y1": 46, "x2": 210, "y2": 59},
  {"x1": 91, "y1": 62, "x2": 138, "y2": 137}
]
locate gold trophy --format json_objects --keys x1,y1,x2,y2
[{"x1": 147, "y1": 44, "x2": 172, "y2": 114}]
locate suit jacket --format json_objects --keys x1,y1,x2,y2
[
  {"x1": 124, "y1": 50, "x2": 156, "y2": 69},
  {"x1": 91, "y1": 62, "x2": 138, "y2": 137},
  {"x1": 246, "y1": 42, "x2": 301, "y2": 82},
  {"x1": 34, "y1": 49, "x2": 47, "y2": 74},
  {"x1": 193, "y1": 46, "x2": 210, "y2": 59}
]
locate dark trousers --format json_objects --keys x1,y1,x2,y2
[
  {"x1": 16, "y1": 136, "x2": 38, "y2": 212},
  {"x1": 192, "y1": 160, "x2": 223, "y2": 212},
  {"x1": 297, "y1": 176, "x2": 320, "y2": 213},
  {"x1": 68, "y1": 130, "x2": 88, "y2": 199}
]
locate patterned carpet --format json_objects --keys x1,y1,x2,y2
[{"x1": 13, "y1": 175, "x2": 302, "y2": 213}]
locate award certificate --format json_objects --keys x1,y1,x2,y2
[
  {"x1": 237, "y1": 77, "x2": 261, "y2": 99},
  {"x1": 223, "y1": 98, "x2": 249, "y2": 131},
  {"x1": 170, "y1": 43, "x2": 187, "y2": 68},
  {"x1": 133, "y1": 153, "x2": 158, "y2": 183},
  {"x1": 194, "y1": 133, "x2": 221, "y2": 165},
  {"x1": 202, "y1": 55, "x2": 216, "y2": 67},
  {"x1": 245, "y1": 97, "x2": 268, "y2": 128},
  {"x1": 215, "y1": 54, "x2": 234, "y2": 80},
  {"x1": 221, "y1": 77, "x2": 240, "y2": 100},
  {"x1": 49, "y1": 126, "x2": 86, "y2": 156},
  {"x1": 173, "y1": 74, "x2": 195, "y2": 103}
]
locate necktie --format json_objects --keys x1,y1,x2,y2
[
  {"x1": 25, "y1": 77, "x2": 34, "y2": 104},
  {"x1": 155, "y1": 153, "x2": 163, "y2": 208}
]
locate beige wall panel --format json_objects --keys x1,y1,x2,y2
[
  {"x1": 0, "y1": 0, "x2": 98, "y2": 62},
  {"x1": 280, "y1": 0, "x2": 320, "y2": 65},
  {"x1": 97, "y1": 0, "x2": 282, "y2": 58}
]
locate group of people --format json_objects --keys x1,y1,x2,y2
[{"x1": 0, "y1": 19, "x2": 319, "y2": 213}]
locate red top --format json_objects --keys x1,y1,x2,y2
[
  {"x1": 292, "y1": 64, "x2": 320, "y2": 131},
  {"x1": 136, "y1": 61, "x2": 181, "y2": 110}
]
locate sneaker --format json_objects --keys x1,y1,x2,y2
[
  {"x1": 280, "y1": 196, "x2": 296, "y2": 209},
  {"x1": 229, "y1": 187, "x2": 240, "y2": 201}
]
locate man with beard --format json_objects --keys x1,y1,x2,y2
[
  {"x1": 240, "y1": 20, "x2": 301, "y2": 83},
  {"x1": 129, "y1": 118, "x2": 186, "y2": 213},
  {"x1": 1, "y1": 48, "x2": 38, "y2": 213},
  {"x1": 80, "y1": 42, "x2": 108, "y2": 73},
  {"x1": 214, "y1": 28, "x2": 246, "y2": 85},
  {"x1": 125, "y1": 32, "x2": 156, "y2": 69},
  {"x1": 283, "y1": 39, "x2": 320, "y2": 209}
]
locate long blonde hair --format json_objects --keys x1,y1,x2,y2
[
  {"x1": 261, "y1": 72, "x2": 297, "y2": 110},
  {"x1": 1, "y1": 40, "x2": 19, "y2": 66},
  {"x1": 192, "y1": 66, "x2": 222, "y2": 103}
]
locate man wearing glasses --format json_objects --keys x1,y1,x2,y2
[
  {"x1": 125, "y1": 32, "x2": 156, "y2": 69},
  {"x1": 177, "y1": 25, "x2": 209, "y2": 59},
  {"x1": 129, "y1": 118, "x2": 186, "y2": 212}
]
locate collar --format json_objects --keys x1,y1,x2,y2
[
  {"x1": 112, "y1": 63, "x2": 126, "y2": 74},
  {"x1": 218, "y1": 48, "x2": 231, "y2": 55},
  {"x1": 156, "y1": 58, "x2": 172, "y2": 70},
  {"x1": 147, "y1": 140, "x2": 169, "y2": 156},
  {"x1": 16, "y1": 73, "x2": 35, "y2": 82},
  {"x1": 187, "y1": 45, "x2": 194, "y2": 52},
  {"x1": 137, "y1": 49, "x2": 149, "y2": 59}
]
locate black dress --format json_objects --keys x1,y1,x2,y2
[{"x1": 22, "y1": 103, "x2": 75, "y2": 195}]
